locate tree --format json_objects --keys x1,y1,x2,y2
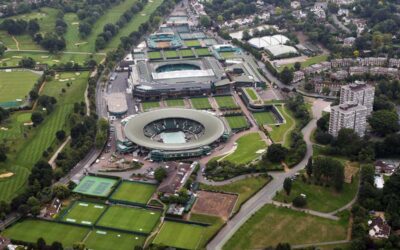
[
  {"x1": 283, "y1": 178, "x2": 292, "y2": 195},
  {"x1": 0, "y1": 144, "x2": 7, "y2": 162},
  {"x1": 276, "y1": 243, "x2": 291, "y2": 250},
  {"x1": 368, "y1": 110, "x2": 400, "y2": 136},
  {"x1": 31, "y1": 112, "x2": 44, "y2": 125},
  {"x1": 280, "y1": 67, "x2": 294, "y2": 85},
  {"x1": 51, "y1": 241, "x2": 63, "y2": 250},
  {"x1": 266, "y1": 144, "x2": 288, "y2": 163},
  {"x1": 154, "y1": 167, "x2": 167, "y2": 182},
  {"x1": 306, "y1": 157, "x2": 312, "y2": 177},
  {"x1": 73, "y1": 242, "x2": 85, "y2": 250},
  {"x1": 52, "y1": 184, "x2": 70, "y2": 199},
  {"x1": 27, "y1": 19, "x2": 40, "y2": 35},
  {"x1": 294, "y1": 62, "x2": 301, "y2": 71},
  {"x1": 199, "y1": 15, "x2": 211, "y2": 27},
  {"x1": 37, "y1": 237, "x2": 46, "y2": 250},
  {"x1": 292, "y1": 195, "x2": 307, "y2": 207},
  {"x1": 19, "y1": 57, "x2": 36, "y2": 68},
  {"x1": 56, "y1": 130, "x2": 66, "y2": 141},
  {"x1": 0, "y1": 44, "x2": 6, "y2": 57}
]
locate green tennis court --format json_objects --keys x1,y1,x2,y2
[
  {"x1": 73, "y1": 176, "x2": 118, "y2": 197},
  {"x1": 215, "y1": 96, "x2": 238, "y2": 109},
  {"x1": 253, "y1": 111, "x2": 278, "y2": 125},
  {"x1": 110, "y1": 181, "x2": 157, "y2": 205},
  {"x1": 191, "y1": 97, "x2": 212, "y2": 109},
  {"x1": 84, "y1": 229, "x2": 146, "y2": 250},
  {"x1": 153, "y1": 221, "x2": 205, "y2": 249},
  {"x1": 225, "y1": 116, "x2": 248, "y2": 130},
  {"x1": 61, "y1": 201, "x2": 107, "y2": 225},
  {"x1": 97, "y1": 206, "x2": 162, "y2": 234}
]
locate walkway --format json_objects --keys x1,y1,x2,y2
[{"x1": 48, "y1": 136, "x2": 71, "y2": 169}]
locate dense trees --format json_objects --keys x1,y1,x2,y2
[
  {"x1": 19, "y1": 57, "x2": 36, "y2": 68},
  {"x1": 312, "y1": 156, "x2": 345, "y2": 192},
  {"x1": 154, "y1": 167, "x2": 167, "y2": 182},
  {"x1": 280, "y1": 67, "x2": 294, "y2": 85},
  {"x1": 0, "y1": 107, "x2": 10, "y2": 123},
  {"x1": 203, "y1": 0, "x2": 256, "y2": 21},
  {"x1": 283, "y1": 178, "x2": 292, "y2": 195},
  {"x1": 266, "y1": 144, "x2": 288, "y2": 163},
  {"x1": 31, "y1": 112, "x2": 44, "y2": 125},
  {"x1": 368, "y1": 110, "x2": 400, "y2": 136}
]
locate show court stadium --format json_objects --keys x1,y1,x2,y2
[
  {"x1": 121, "y1": 108, "x2": 228, "y2": 161},
  {"x1": 128, "y1": 58, "x2": 225, "y2": 99}
]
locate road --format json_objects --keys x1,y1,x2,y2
[{"x1": 206, "y1": 99, "x2": 328, "y2": 250}]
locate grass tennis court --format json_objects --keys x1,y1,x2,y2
[
  {"x1": 253, "y1": 111, "x2": 278, "y2": 125},
  {"x1": 84, "y1": 230, "x2": 146, "y2": 250},
  {"x1": 215, "y1": 96, "x2": 238, "y2": 109},
  {"x1": 184, "y1": 39, "x2": 201, "y2": 47},
  {"x1": 73, "y1": 176, "x2": 118, "y2": 197},
  {"x1": 110, "y1": 181, "x2": 157, "y2": 205},
  {"x1": 219, "y1": 51, "x2": 235, "y2": 59},
  {"x1": 61, "y1": 201, "x2": 107, "y2": 225},
  {"x1": 164, "y1": 50, "x2": 179, "y2": 59},
  {"x1": 148, "y1": 51, "x2": 162, "y2": 60},
  {"x1": 224, "y1": 132, "x2": 267, "y2": 165},
  {"x1": 244, "y1": 87, "x2": 259, "y2": 101},
  {"x1": 142, "y1": 101, "x2": 160, "y2": 111},
  {"x1": 191, "y1": 97, "x2": 212, "y2": 109},
  {"x1": 179, "y1": 49, "x2": 195, "y2": 58},
  {"x1": 225, "y1": 116, "x2": 248, "y2": 130},
  {"x1": 97, "y1": 206, "x2": 162, "y2": 234},
  {"x1": 166, "y1": 99, "x2": 185, "y2": 107},
  {"x1": 153, "y1": 221, "x2": 205, "y2": 249},
  {"x1": 195, "y1": 48, "x2": 211, "y2": 56},
  {"x1": 0, "y1": 70, "x2": 41, "y2": 103},
  {"x1": 2, "y1": 219, "x2": 88, "y2": 247}
]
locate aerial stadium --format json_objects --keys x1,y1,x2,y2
[{"x1": 122, "y1": 108, "x2": 227, "y2": 161}]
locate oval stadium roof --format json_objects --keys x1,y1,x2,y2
[{"x1": 124, "y1": 108, "x2": 225, "y2": 151}]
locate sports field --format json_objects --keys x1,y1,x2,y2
[
  {"x1": 190, "y1": 97, "x2": 212, "y2": 109},
  {"x1": 110, "y1": 181, "x2": 157, "y2": 205},
  {"x1": 97, "y1": 206, "x2": 161, "y2": 234},
  {"x1": 166, "y1": 99, "x2": 185, "y2": 107},
  {"x1": 61, "y1": 201, "x2": 107, "y2": 225},
  {"x1": 84, "y1": 230, "x2": 146, "y2": 250},
  {"x1": 164, "y1": 50, "x2": 179, "y2": 59},
  {"x1": 142, "y1": 101, "x2": 160, "y2": 111},
  {"x1": 148, "y1": 51, "x2": 163, "y2": 60},
  {"x1": 0, "y1": 70, "x2": 41, "y2": 103},
  {"x1": 2, "y1": 219, "x2": 88, "y2": 247},
  {"x1": 184, "y1": 40, "x2": 201, "y2": 47},
  {"x1": 224, "y1": 132, "x2": 267, "y2": 164},
  {"x1": 225, "y1": 116, "x2": 248, "y2": 130},
  {"x1": 180, "y1": 49, "x2": 195, "y2": 58},
  {"x1": 153, "y1": 221, "x2": 205, "y2": 249},
  {"x1": 244, "y1": 87, "x2": 258, "y2": 101},
  {"x1": 253, "y1": 111, "x2": 277, "y2": 125},
  {"x1": 195, "y1": 48, "x2": 211, "y2": 56},
  {"x1": 215, "y1": 96, "x2": 238, "y2": 109},
  {"x1": 219, "y1": 51, "x2": 235, "y2": 59},
  {"x1": 73, "y1": 176, "x2": 118, "y2": 197}
]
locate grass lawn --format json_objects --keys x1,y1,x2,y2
[
  {"x1": 190, "y1": 97, "x2": 212, "y2": 109},
  {"x1": 0, "y1": 70, "x2": 41, "y2": 103},
  {"x1": 0, "y1": 72, "x2": 89, "y2": 202},
  {"x1": 274, "y1": 174, "x2": 359, "y2": 213},
  {"x1": 244, "y1": 87, "x2": 258, "y2": 101},
  {"x1": 223, "y1": 205, "x2": 348, "y2": 250},
  {"x1": 200, "y1": 175, "x2": 271, "y2": 213},
  {"x1": 215, "y1": 96, "x2": 238, "y2": 109},
  {"x1": 184, "y1": 39, "x2": 201, "y2": 47},
  {"x1": 2, "y1": 219, "x2": 89, "y2": 247},
  {"x1": 278, "y1": 54, "x2": 329, "y2": 72},
  {"x1": 153, "y1": 221, "x2": 206, "y2": 250},
  {"x1": 195, "y1": 48, "x2": 211, "y2": 56},
  {"x1": 97, "y1": 206, "x2": 161, "y2": 234},
  {"x1": 253, "y1": 111, "x2": 277, "y2": 125},
  {"x1": 224, "y1": 132, "x2": 267, "y2": 164},
  {"x1": 163, "y1": 50, "x2": 179, "y2": 59},
  {"x1": 142, "y1": 101, "x2": 160, "y2": 111},
  {"x1": 165, "y1": 98, "x2": 185, "y2": 107},
  {"x1": 225, "y1": 116, "x2": 248, "y2": 130},
  {"x1": 61, "y1": 201, "x2": 107, "y2": 225},
  {"x1": 148, "y1": 51, "x2": 163, "y2": 60},
  {"x1": 179, "y1": 49, "x2": 195, "y2": 58},
  {"x1": 84, "y1": 230, "x2": 145, "y2": 250},
  {"x1": 189, "y1": 214, "x2": 225, "y2": 248},
  {"x1": 219, "y1": 51, "x2": 235, "y2": 59},
  {"x1": 110, "y1": 181, "x2": 157, "y2": 205},
  {"x1": 269, "y1": 105, "x2": 296, "y2": 147}
]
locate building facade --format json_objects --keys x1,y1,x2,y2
[
  {"x1": 340, "y1": 81, "x2": 375, "y2": 115},
  {"x1": 329, "y1": 102, "x2": 368, "y2": 137}
]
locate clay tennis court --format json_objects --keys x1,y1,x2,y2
[{"x1": 192, "y1": 191, "x2": 237, "y2": 220}]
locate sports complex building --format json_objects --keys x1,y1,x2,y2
[{"x1": 118, "y1": 108, "x2": 228, "y2": 161}]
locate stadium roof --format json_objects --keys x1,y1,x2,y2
[
  {"x1": 107, "y1": 93, "x2": 128, "y2": 115},
  {"x1": 248, "y1": 35, "x2": 291, "y2": 49},
  {"x1": 124, "y1": 108, "x2": 225, "y2": 151},
  {"x1": 266, "y1": 45, "x2": 298, "y2": 57}
]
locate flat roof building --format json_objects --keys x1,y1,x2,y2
[
  {"x1": 340, "y1": 81, "x2": 375, "y2": 115},
  {"x1": 329, "y1": 101, "x2": 368, "y2": 137},
  {"x1": 107, "y1": 93, "x2": 128, "y2": 117}
]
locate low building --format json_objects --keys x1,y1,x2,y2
[
  {"x1": 375, "y1": 160, "x2": 396, "y2": 175},
  {"x1": 343, "y1": 37, "x2": 355, "y2": 47},
  {"x1": 158, "y1": 162, "x2": 197, "y2": 195},
  {"x1": 107, "y1": 93, "x2": 128, "y2": 117},
  {"x1": 369, "y1": 216, "x2": 391, "y2": 239},
  {"x1": 293, "y1": 71, "x2": 305, "y2": 83}
]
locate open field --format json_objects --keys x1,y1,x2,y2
[
  {"x1": 148, "y1": 51, "x2": 163, "y2": 60},
  {"x1": 189, "y1": 214, "x2": 225, "y2": 249},
  {"x1": 61, "y1": 201, "x2": 107, "y2": 225},
  {"x1": 110, "y1": 181, "x2": 157, "y2": 205},
  {"x1": 224, "y1": 132, "x2": 267, "y2": 164},
  {"x1": 84, "y1": 230, "x2": 145, "y2": 250},
  {"x1": 0, "y1": 70, "x2": 40, "y2": 104},
  {"x1": 165, "y1": 99, "x2": 185, "y2": 107},
  {"x1": 215, "y1": 96, "x2": 238, "y2": 109},
  {"x1": 153, "y1": 221, "x2": 206, "y2": 249},
  {"x1": 269, "y1": 105, "x2": 295, "y2": 147},
  {"x1": 142, "y1": 101, "x2": 160, "y2": 111},
  {"x1": 190, "y1": 97, "x2": 212, "y2": 109},
  {"x1": 0, "y1": 72, "x2": 89, "y2": 202},
  {"x1": 274, "y1": 172, "x2": 359, "y2": 212},
  {"x1": 184, "y1": 39, "x2": 201, "y2": 47},
  {"x1": 2, "y1": 219, "x2": 88, "y2": 247},
  {"x1": 253, "y1": 111, "x2": 277, "y2": 125},
  {"x1": 164, "y1": 50, "x2": 179, "y2": 59},
  {"x1": 195, "y1": 48, "x2": 211, "y2": 56},
  {"x1": 73, "y1": 176, "x2": 118, "y2": 197},
  {"x1": 223, "y1": 205, "x2": 349, "y2": 250},
  {"x1": 192, "y1": 191, "x2": 237, "y2": 220},
  {"x1": 97, "y1": 206, "x2": 161, "y2": 234},
  {"x1": 200, "y1": 175, "x2": 270, "y2": 212},
  {"x1": 225, "y1": 116, "x2": 248, "y2": 130},
  {"x1": 277, "y1": 54, "x2": 329, "y2": 72}
]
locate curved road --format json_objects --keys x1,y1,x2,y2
[{"x1": 206, "y1": 99, "x2": 328, "y2": 250}]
